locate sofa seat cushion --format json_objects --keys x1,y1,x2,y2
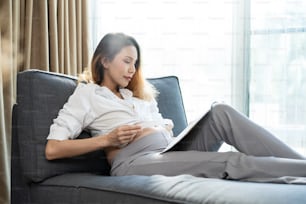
[{"x1": 33, "y1": 173, "x2": 306, "y2": 204}]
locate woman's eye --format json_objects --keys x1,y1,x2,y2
[{"x1": 124, "y1": 60, "x2": 130, "y2": 64}]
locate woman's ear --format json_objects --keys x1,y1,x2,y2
[{"x1": 101, "y1": 57, "x2": 109, "y2": 69}]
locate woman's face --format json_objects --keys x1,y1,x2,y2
[{"x1": 102, "y1": 45, "x2": 138, "y2": 89}]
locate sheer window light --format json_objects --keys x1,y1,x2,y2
[{"x1": 88, "y1": 0, "x2": 235, "y2": 122}]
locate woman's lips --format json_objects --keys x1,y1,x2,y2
[{"x1": 124, "y1": 76, "x2": 132, "y2": 81}]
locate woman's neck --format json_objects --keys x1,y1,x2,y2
[{"x1": 101, "y1": 83, "x2": 122, "y2": 99}]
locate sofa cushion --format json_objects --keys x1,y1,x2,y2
[
  {"x1": 16, "y1": 70, "x2": 110, "y2": 182},
  {"x1": 148, "y1": 76, "x2": 187, "y2": 136},
  {"x1": 33, "y1": 173, "x2": 306, "y2": 204},
  {"x1": 16, "y1": 70, "x2": 187, "y2": 182}
]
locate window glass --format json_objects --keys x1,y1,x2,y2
[
  {"x1": 250, "y1": 0, "x2": 306, "y2": 154},
  {"x1": 251, "y1": 0, "x2": 306, "y2": 31}
]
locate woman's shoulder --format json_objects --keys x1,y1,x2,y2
[
  {"x1": 70, "y1": 83, "x2": 99, "y2": 101},
  {"x1": 74, "y1": 82, "x2": 98, "y2": 93}
]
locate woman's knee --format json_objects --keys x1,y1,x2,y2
[
  {"x1": 211, "y1": 102, "x2": 234, "y2": 116},
  {"x1": 210, "y1": 103, "x2": 245, "y2": 126}
]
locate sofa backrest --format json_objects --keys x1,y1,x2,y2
[{"x1": 14, "y1": 69, "x2": 187, "y2": 182}]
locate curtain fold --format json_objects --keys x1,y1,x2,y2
[
  {"x1": 0, "y1": 0, "x2": 89, "y2": 203},
  {"x1": 48, "y1": 0, "x2": 89, "y2": 74},
  {"x1": 0, "y1": 1, "x2": 19, "y2": 203}
]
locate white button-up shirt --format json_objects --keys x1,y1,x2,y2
[{"x1": 47, "y1": 83, "x2": 173, "y2": 140}]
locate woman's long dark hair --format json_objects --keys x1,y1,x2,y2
[{"x1": 79, "y1": 33, "x2": 157, "y2": 101}]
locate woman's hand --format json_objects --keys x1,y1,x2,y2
[
  {"x1": 105, "y1": 125, "x2": 142, "y2": 147},
  {"x1": 45, "y1": 124, "x2": 142, "y2": 160}
]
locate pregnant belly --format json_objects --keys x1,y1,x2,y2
[{"x1": 105, "y1": 127, "x2": 165, "y2": 164}]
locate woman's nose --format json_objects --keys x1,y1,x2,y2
[{"x1": 129, "y1": 64, "x2": 136, "y2": 73}]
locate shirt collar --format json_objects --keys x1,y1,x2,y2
[
  {"x1": 119, "y1": 88, "x2": 133, "y2": 99},
  {"x1": 94, "y1": 84, "x2": 133, "y2": 100}
]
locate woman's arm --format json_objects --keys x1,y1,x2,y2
[
  {"x1": 45, "y1": 124, "x2": 142, "y2": 160},
  {"x1": 45, "y1": 136, "x2": 107, "y2": 160}
]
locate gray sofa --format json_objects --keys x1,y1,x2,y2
[{"x1": 11, "y1": 69, "x2": 306, "y2": 204}]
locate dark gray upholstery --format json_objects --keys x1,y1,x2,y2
[
  {"x1": 15, "y1": 71, "x2": 111, "y2": 182},
  {"x1": 11, "y1": 69, "x2": 306, "y2": 204}
]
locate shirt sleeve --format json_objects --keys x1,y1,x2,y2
[
  {"x1": 149, "y1": 98, "x2": 174, "y2": 129},
  {"x1": 47, "y1": 84, "x2": 95, "y2": 141}
]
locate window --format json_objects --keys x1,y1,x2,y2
[
  {"x1": 88, "y1": 0, "x2": 306, "y2": 154},
  {"x1": 88, "y1": 0, "x2": 235, "y2": 122},
  {"x1": 249, "y1": 0, "x2": 306, "y2": 155}
]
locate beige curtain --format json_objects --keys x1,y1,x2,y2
[{"x1": 0, "y1": 0, "x2": 89, "y2": 203}]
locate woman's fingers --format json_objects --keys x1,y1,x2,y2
[
  {"x1": 119, "y1": 129, "x2": 140, "y2": 136},
  {"x1": 119, "y1": 136, "x2": 133, "y2": 144},
  {"x1": 120, "y1": 125, "x2": 142, "y2": 132},
  {"x1": 118, "y1": 125, "x2": 142, "y2": 136},
  {"x1": 117, "y1": 125, "x2": 142, "y2": 145},
  {"x1": 106, "y1": 124, "x2": 142, "y2": 147},
  {"x1": 118, "y1": 132, "x2": 137, "y2": 142}
]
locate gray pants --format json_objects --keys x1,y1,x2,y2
[{"x1": 111, "y1": 103, "x2": 306, "y2": 183}]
